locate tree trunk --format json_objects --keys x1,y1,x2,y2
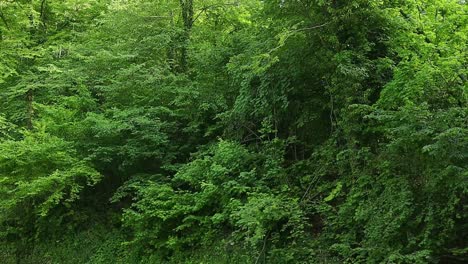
[{"x1": 179, "y1": 0, "x2": 193, "y2": 72}]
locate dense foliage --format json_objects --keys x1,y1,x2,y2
[{"x1": 0, "y1": 0, "x2": 466, "y2": 263}]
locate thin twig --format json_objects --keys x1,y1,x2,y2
[
  {"x1": 291, "y1": 22, "x2": 330, "y2": 32},
  {"x1": 300, "y1": 174, "x2": 319, "y2": 203},
  {"x1": 145, "y1": 15, "x2": 172, "y2": 19},
  {"x1": 254, "y1": 231, "x2": 269, "y2": 264},
  {"x1": 192, "y1": 2, "x2": 239, "y2": 24},
  {"x1": 268, "y1": 22, "x2": 330, "y2": 54},
  {"x1": 242, "y1": 124, "x2": 262, "y2": 142}
]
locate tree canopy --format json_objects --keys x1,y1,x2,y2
[{"x1": 0, "y1": 0, "x2": 467, "y2": 263}]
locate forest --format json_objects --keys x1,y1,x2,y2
[{"x1": 0, "y1": 0, "x2": 466, "y2": 263}]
